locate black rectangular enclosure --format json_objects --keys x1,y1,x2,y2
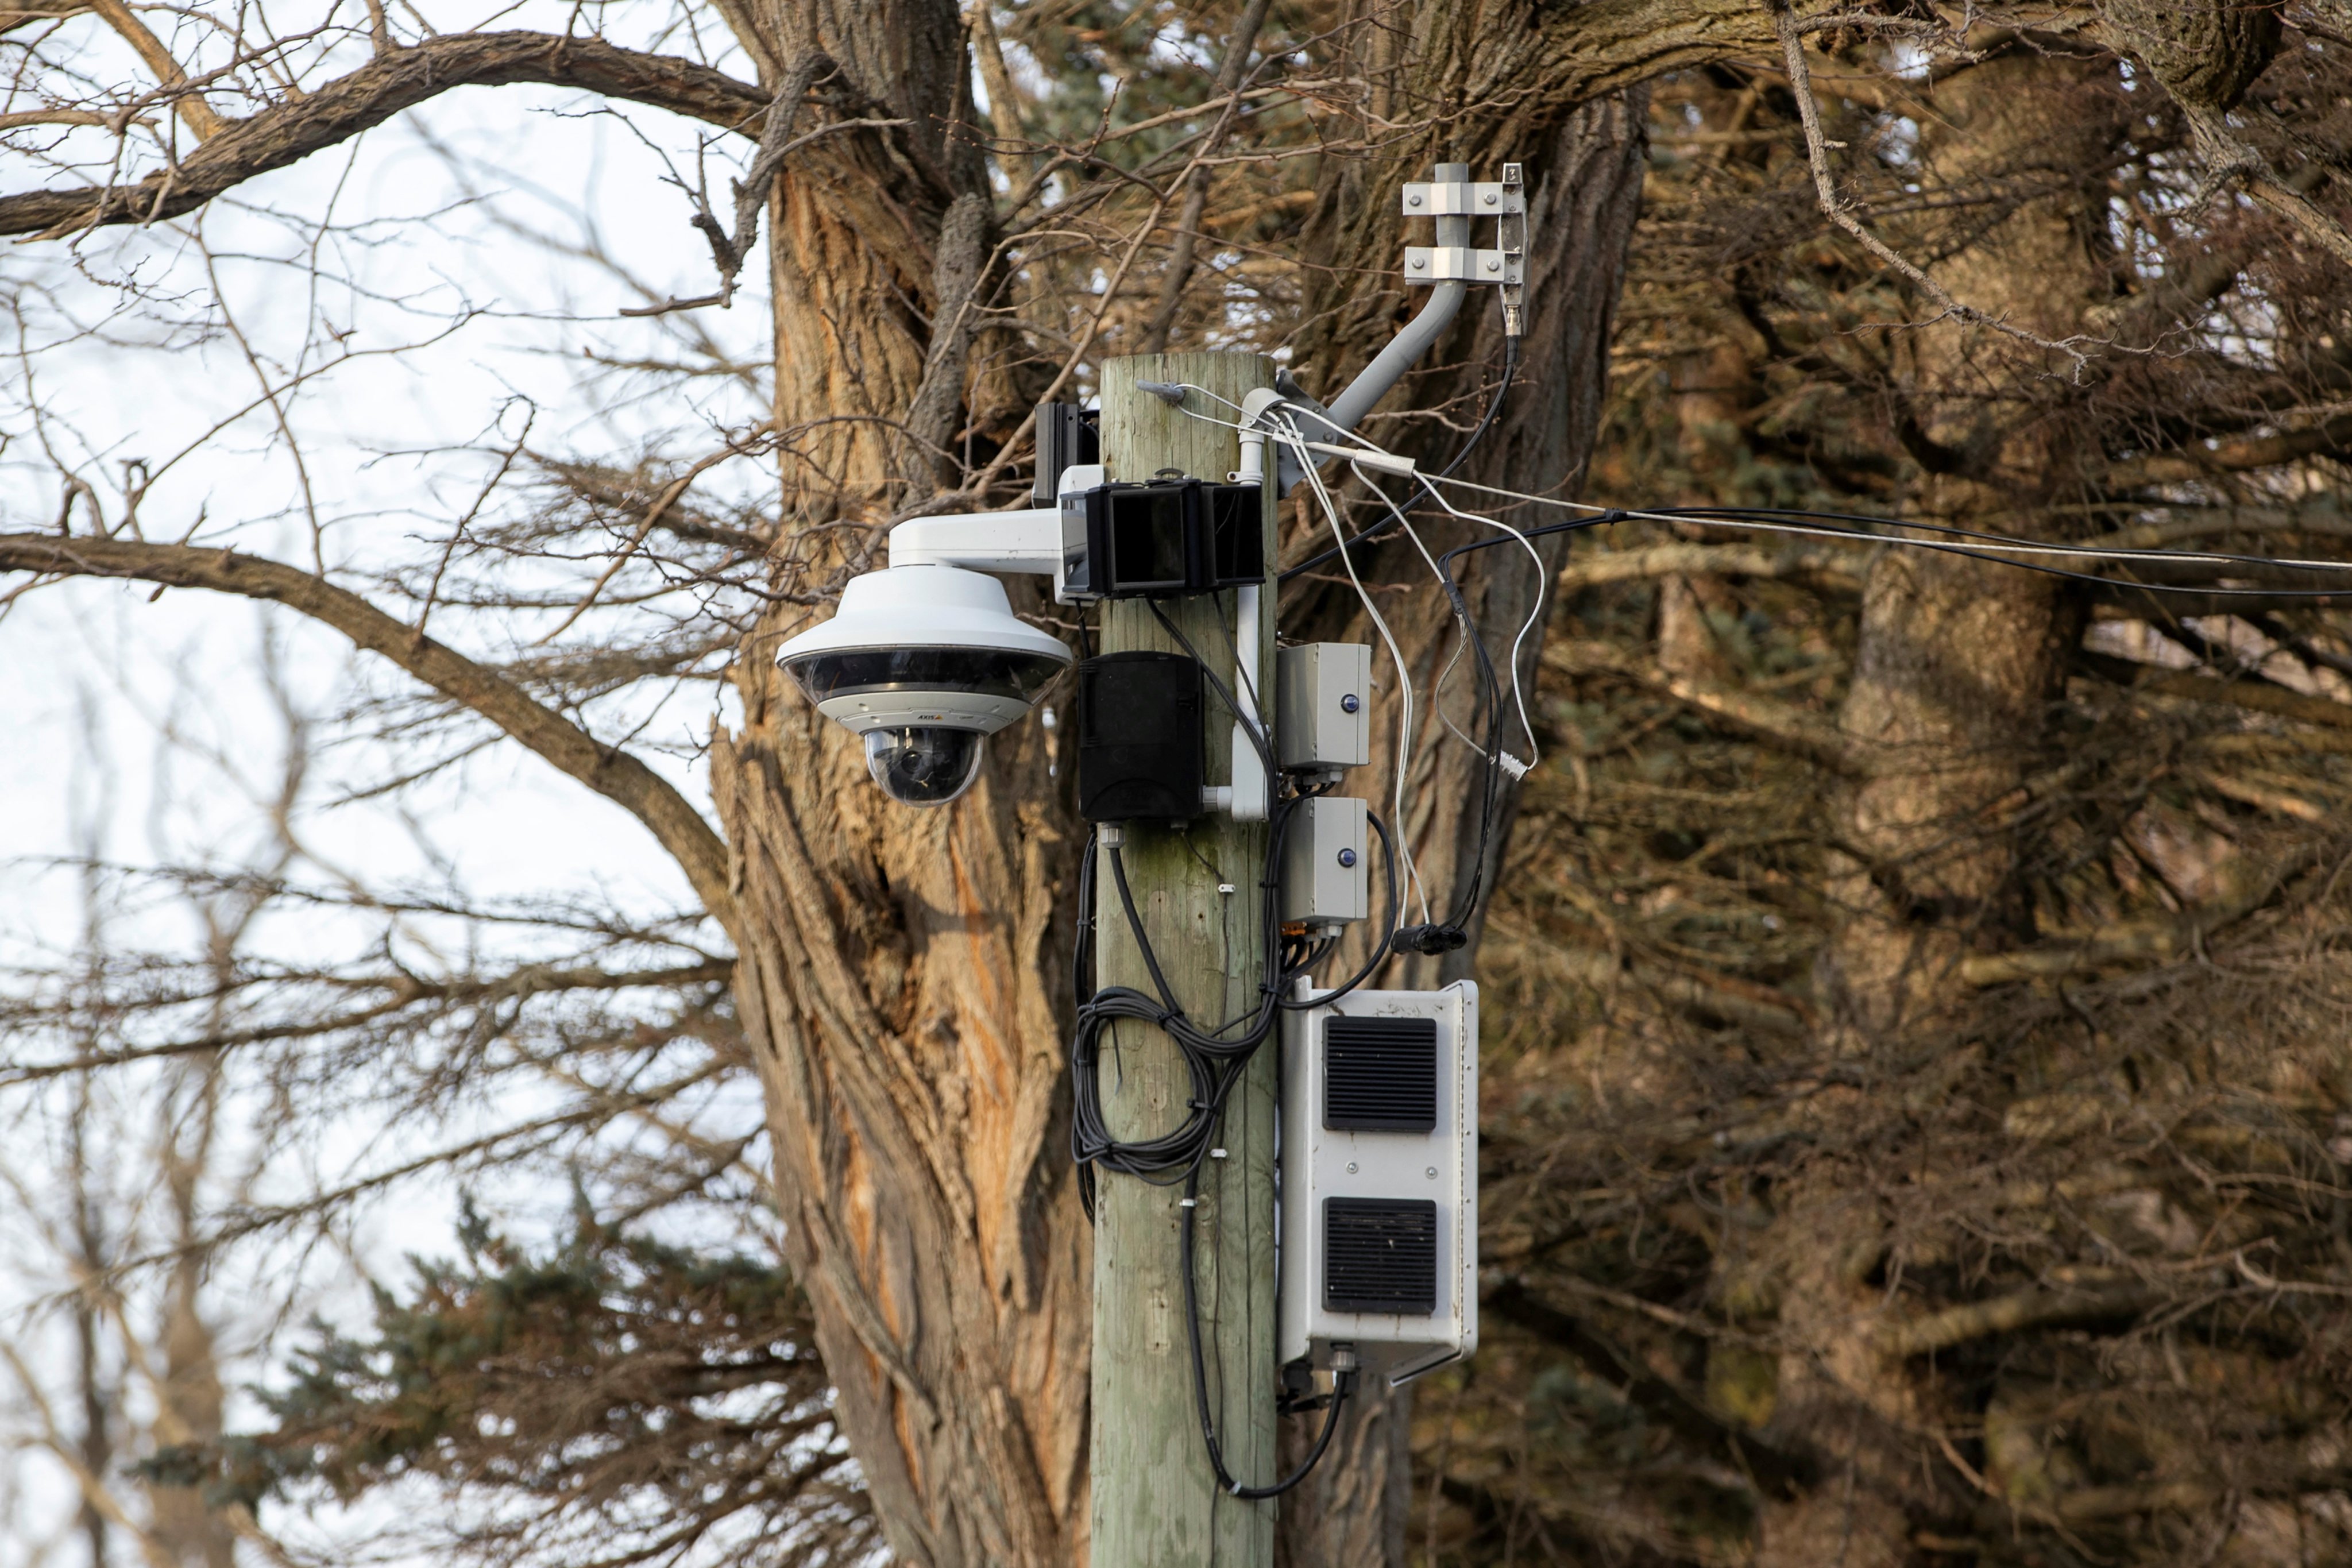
[
  {"x1": 1032, "y1": 401, "x2": 1100, "y2": 505},
  {"x1": 1064, "y1": 479, "x2": 1265, "y2": 598},
  {"x1": 1076, "y1": 651, "x2": 1204, "y2": 822}
]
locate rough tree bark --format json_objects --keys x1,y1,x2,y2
[
  {"x1": 1751, "y1": 44, "x2": 2126, "y2": 1566},
  {"x1": 702, "y1": 3, "x2": 1096, "y2": 1564}
]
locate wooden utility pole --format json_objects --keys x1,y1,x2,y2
[{"x1": 1090, "y1": 350, "x2": 1280, "y2": 1565}]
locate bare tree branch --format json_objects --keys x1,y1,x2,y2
[
  {"x1": 84, "y1": 0, "x2": 225, "y2": 139},
  {"x1": 0, "y1": 534, "x2": 740, "y2": 938},
  {"x1": 0, "y1": 33, "x2": 770, "y2": 239}
]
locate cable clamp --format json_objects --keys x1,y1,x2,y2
[
  {"x1": 1497, "y1": 751, "x2": 1531, "y2": 781},
  {"x1": 1179, "y1": 1198, "x2": 1199, "y2": 1209},
  {"x1": 1403, "y1": 245, "x2": 1524, "y2": 285},
  {"x1": 1210, "y1": 1147, "x2": 1229, "y2": 1160},
  {"x1": 1401, "y1": 179, "x2": 1525, "y2": 217}
]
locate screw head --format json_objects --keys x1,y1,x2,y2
[
  {"x1": 1340, "y1": 693, "x2": 1360, "y2": 713},
  {"x1": 1484, "y1": 192, "x2": 1497, "y2": 206},
  {"x1": 1426, "y1": 1166, "x2": 1439, "y2": 1179},
  {"x1": 1410, "y1": 256, "x2": 1426, "y2": 269},
  {"x1": 1486, "y1": 257, "x2": 1501, "y2": 272},
  {"x1": 1408, "y1": 194, "x2": 1422, "y2": 207},
  {"x1": 1346, "y1": 1161, "x2": 1358, "y2": 1175},
  {"x1": 1337, "y1": 847, "x2": 1358, "y2": 868}
]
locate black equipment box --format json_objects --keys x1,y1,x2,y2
[
  {"x1": 1033, "y1": 402, "x2": 1100, "y2": 505},
  {"x1": 1076, "y1": 651, "x2": 1204, "y2": 822},
  {"x1": 1060, "y1": 478, "x2": 1264, "y2": 600}
]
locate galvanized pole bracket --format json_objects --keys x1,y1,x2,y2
[{"x1": 1400, "y1": 163, "x2": 1531, "y2": 294}]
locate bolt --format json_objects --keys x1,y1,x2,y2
[
  {"x1": 1410, "y1": 256, "x2": 1426, "y2": 269},
  {"x1": 1340, "y1": 693, "x2": 1360, "y2": 713},
  {"x1": 1426, "y1": 1166, "x2": 1439, "y2": 1179},
  {"x1": 1484, "y1": 192, "x2": 1497, "y2": 206},
  {"x1": 1337, "y1": 848, "x2": 1357, "y2": 868},
  {"x1": 1345, "y1": 1161, "x2": 1358, "y2": 1175},
  {"x1": 1486, "y1": 257, "x2": 1501, "y2": 273},
  {"x1": 1408, "y1": 193, "x2": 1422, "y2": 207}
]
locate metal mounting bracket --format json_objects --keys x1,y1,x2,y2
[
  {"x1": 1401, "y1": 163, "x2": 1528, "y2": 288},
  {"x1": 1261, "y1": 161, "x2": 1534, "y2": 492},
  {"x1": 1402, "y1": 245, "x2": 1524, "y2": 285},
  {"x1": 1400, "y1": 179, "x2": 1526, "y2": 217}
]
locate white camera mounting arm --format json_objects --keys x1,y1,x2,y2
[{"x1": 886, "y1": 464, "x2": 1104, "y2": 603}]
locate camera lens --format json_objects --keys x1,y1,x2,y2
[{"x1": 863, "y1": 727, "x2": 984, "y2": 807}]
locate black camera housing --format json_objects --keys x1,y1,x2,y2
[
  {"x1": 1033, "y1": 402, "x2": 1100, "y2": 505},
  {"x1": 1060, "y1": 478, "x2": 1265, "y2": 600},
  {"x1": 1076, "y1": 651, "x2": 1204, "y2": 822}
]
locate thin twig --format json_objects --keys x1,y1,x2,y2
[{"x1": 1770, "y1": 2, "x2": 2138, "y2": 375}]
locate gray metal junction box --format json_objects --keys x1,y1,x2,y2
[
  {"x1": 1279, "y1": 796, "x2": 1368, "y2": 930},
  {"x1": 1277, "y1": 642, "x2": 1372, "y2": 775}
]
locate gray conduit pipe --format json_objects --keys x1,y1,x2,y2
[
  {"x1": 1269, "y1": 164, "x2": 1469, "y2": 491},
  {"x1": 1323, "y1": 161, "x2": 1472, "y2": 434}
]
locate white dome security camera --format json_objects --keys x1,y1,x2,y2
[{"x1": 774, "y1": 565, "x2": 1073, "y2": 807}]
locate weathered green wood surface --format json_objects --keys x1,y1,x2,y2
[{"x1": 1090, "y1": 352, "x2": 1280, "y2": 1567}]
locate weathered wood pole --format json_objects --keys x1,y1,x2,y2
[{"x1": 1089, "y1": 350, "x2": 1280, "y2": 1566}]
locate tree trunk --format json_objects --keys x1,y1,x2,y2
[
  {"x1": 1755, "y1": 45, "x2": 2125, "y2": 1565},
  {"x1": 706, "y1": 5, "x2": 1091, "y2": 1565},
  {"x1": 702, "y1": 1, "x2": 1646, "y2": 1561}
]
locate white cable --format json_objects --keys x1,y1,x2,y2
[
  {"x1": 1169, "y1": 391, "x2": 2352, "y2": 578},
  {"x1": 1413, "y1": 474, "x2": 1546, "y2": 773},
  {"x1": 1164, "y1": 392, "x2": 2352, "y2": 580},
  {"x1": 1358, "y1": 468, "x2": 1489, "y2": 762}
]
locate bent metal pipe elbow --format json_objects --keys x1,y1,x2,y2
[{"x1": 1321, "y1": 161, "x2": 1472, "y2": 437}]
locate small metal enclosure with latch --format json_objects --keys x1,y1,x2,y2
[
  {"x1": 1276, "y1": 642, "x2": 1372, "y2": 776},
  {"x1": 1279, "y1": 797, "x2": 1368, "y2": 931}
]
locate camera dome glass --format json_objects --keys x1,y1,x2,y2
[
  {"x1": 783, "y1": 647, "x2": 1067, "y2": 706},
  {"x1": 863, "y1": 727, "x2": 984, "y2": 806}
]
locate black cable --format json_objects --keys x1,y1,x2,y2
[
  {"x1": 1434, "y1": 332, "x2": 1517, "y2": 481},
  {"x1": 1069, "y1": 797, "x2": 1301, "y2": 1209},
  {"x1": 1180, "y1": 1164, "x2": 1353, "y2": 1499},
  {"x1": 1287, "y1": 488, "x2": 2352, "y2": 600},
  {"x1": 1647, "y1": 501, "x2": 2351, "y2": 578},
  {"x1": 1279, "y1": 511, "x2": 1408, "y2": 585},
  {"x1": 1404, "y1": 512, "x2": 1620, "y2": 948},
  {"x1": 1063, "y1": 600, "x2": 1408, "y2": 1496},
  {"x1": 1630, "y1": 506, "x2": 2352, "y2": 601},
  {"x1": 1149, "y1": 598, "x2": 1279, "y2": 782}
]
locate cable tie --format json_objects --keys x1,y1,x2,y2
[{"x1": 1497, "y1": 750, "x2": 1531, "y2": 781}]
